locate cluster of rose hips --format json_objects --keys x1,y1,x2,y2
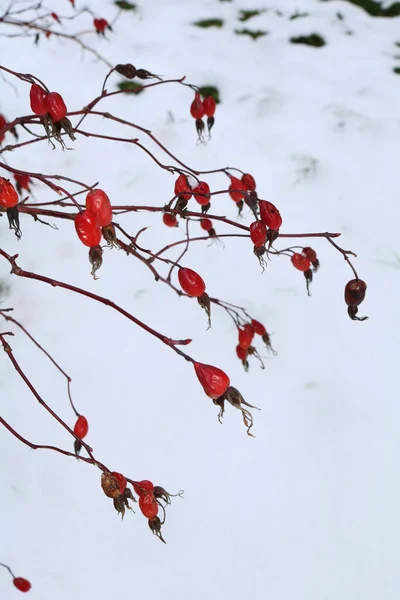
[
  {"x1": 30, "y1": 83, "x2": 67, "y2": 123},
  {"x1": 228, "y1": 172, "x2": 258, "y2": 215},
  {"x1": 101, "y1": 472, "x2": 176, "y2": 542},
  {"x1": 290, "y1": 247, "x2": 319, "y2": 295},
  {"x1": 29, "y1": 83, "x2": 74, "y2": 146},
  {"x1": 236, "y1": 319, "x2": 276, "y2": 371},
  {"x1": 0, "y1": 563, "x2": 31, "y2": 593},
  {"x1": 74, "y1": 188, "x2": 116, "y2": 277},
  {"x1": 189, "y1": 91, "x2": 217, "y2": 140}
]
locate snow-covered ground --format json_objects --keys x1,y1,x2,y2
[{"x1": 1, "y1": 0, "x2": 400, "y2": 598}]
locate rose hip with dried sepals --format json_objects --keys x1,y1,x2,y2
[
  {"x1": 73, "y1": 414, "x2": 88, "y2": 456},
  {"x1": 0, "y1": 178, "x2": 18, "y2": 209},
  {"x1": 0, "y1": 114, "x2": 7, "y2": 142},
  {"x1": 178, "y1": 268, "x2": 211, "y2": 324},
  {"x1": 178, "y1": 267, "x2": 205, "y2": 297},
  {"x1": 74, "y1": 415, "x2": 88, "y2": 439},
  {"x1": 101, "y1": 471, "x2": 133, "y2": 519},
  {"x1": 86, "y1": 188, "x2": 113, "y2": 227},
  {"x1": 75, "y1": 209, "x2": 102, "y2": 248},
  {"x1": 251, "y1": 319, "x2": 277, "y2": 354},
  {"x1": 249, "y1": 221, "x2": 267, "y2": 248},
  {"x1": 174, "y1": 174, "x2": 192, "y2": 202},
  {"x1": 14, "y1": 173, "x2": 32, "y2": 194},
  {"x1": 190, "y1": 91, "x2": 205, "y2": 119},
  {"x1": 236, "y1": 344, "x2": 248, "y2": 361},
  {"x1": 139, "y1": 492, "x2": 159, "y2": 519},
  {"x1": 344, "y1": 279, "x2": 368, "y2": 321},
  {"x1": 202, "y1": 96, "x2": 216, "y2": 134},
  {"x1": 238, "y1": 323, "x2": 255, "y2": 350},
  {"x1": 163, "y1": 213, "x2": 178, "y2": 227},
  {"x1": 302, "y1": 246, "x2": 320, "y2": 271},
  {"x1": 193, "y1": 181, "x2": 210, "y2": 206},
  {"x1": 30, "y1": 83, "x2": 48, "y2": 116},
  {"x1": 94, "y1": 18, "x2": 111, "y2": 35},
  {"x1": 259, "y1": 200, "x2": 282, "y2": 231},
  {"x1": 193, "y1": 362, "x2": 230, "y2": 399},
  {"x1": 44, "y1": 92, "x2": 67, "y2": 122},
  {"x1": 251, "y1": 319, "x2": 266, "y2": 336},
  {"x1": 228, "y1": 176, "x2": 247, "y2": 203},
  {"x1": 241, "y1": 173, "x2": 256, "y2": 191},
  {"x1": 202, "y1": 96, "x2": 216, "y2": 118},
  {"x1": 291, "y1": 253, "x2": 313, "y2": 294},
  {"x1": 291, "y1": 253, "x2": 311, "y2": 272},
  {"x1": 133, "y1": 480, "x2": 154, "y2": 496},
  {"x1": 0, "y1": 177, "x2": 21, "y2": 237},
  {"x1": 200, "y1": 218, "x2": 212, "y2": 232}
]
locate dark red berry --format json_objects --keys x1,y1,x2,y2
[
  {"x1": 200, "y1": 218, "x2": 213, "y2": 232},
  {"x1": 241, "y1": 173, "x2": 256, "y2": 191},
  {"x1": 163, "y1": 213, "x2": 178, "y2": 227},
  {"x1": 251, "y1": 319, "x2": 266, "y2": 336},
  {"x1": 202, "y1": 96, "x2": 216, "y2": 117},
  {"x1": 302, "y1": 247, "x2": 317, "y2": 263},
  {"x1": 190, "y1": 92, "x2": 205, "y2": 119},
  {"x1": 44, "y1": 92, "x2": 67, "y2": 122},
  {"x1": 291, "y1": 253, "x2": 311, "y2": 272},
  {"x1": 30, "y1": 83, "x2": 48, "y2": 116},
  {"x1": 249, "y1": 221, "x2": 267, "y2": 247},
  {"x1": 228, "y1": 176, "x2": 247, "y2": 203},
  {"x1": 178, "y1": 267, "x2": 206, "y2": 297},
  {"x1": 259, "y1": 200, "x2": 282, "y2": 230},
  {"x1": 193, "y1": 181, "x2": 210, "y2": 206},
  {"x1": 13, "y1": 578, "x2": 31, "y2": 593},
  {"x1": 238, "y1": 324, "x2": 255, "y2": 349},
  {"x1": 174, "y1": 174, "x2": 192, "y2": 201},
  {"x1": 73, "y1": 415, "x2": 88, "y2": 439}
]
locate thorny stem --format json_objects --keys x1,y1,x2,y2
[
  {"x1": 0, "y1": 309, "x2": 79, "y2": 416},
  {"x1": 325, "y1": 236, "x2": 359, "y2": 279},
  {"x1": 0, "y1": 249, "x2": 194, "y2": 363},
  {"x1": 0, "y1": 415, "x2": 109, "y2": 471},
  {"x1": 0, "y1": 332, "x2": 96, "y2": 458},
  {"x1": 0, "y1": 562, "x2": 15, "y2": 578}
]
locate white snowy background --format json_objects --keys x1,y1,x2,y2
[{"x1": 1, "y1": 0, "x2": 400, "y2": 598}]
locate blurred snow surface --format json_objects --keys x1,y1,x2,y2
[{"x1": 1, "y1": 0, "x2": 400, "y2": 598}]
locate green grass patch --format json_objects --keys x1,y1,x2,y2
[
  {"x1": 289, "y1": 11, "x2": 309, "y2": 20},
  {"x1": 114, "y1": 1, "x2": 137, "y2": 10},
  {"x1": 238, "y1": 9, "x2": 266, "y2": 22},
  {"x1": 234, "y1": 28, "x2": 267, "y2": 40},
  {"x1": 320, "y1": 0, "x2": 400, "y2": 17},
  {"x1": 193, "y1": 18, "x2": 224, "y2": 28},
  {"x1": 290, "y1": 33, "x2": 326, "y2": 47},
  {"x1": 393, "y1": 67, "x2": 400, "y2": 74}
]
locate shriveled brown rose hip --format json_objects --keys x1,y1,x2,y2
[
  {"x1": 344, "y1": 279, "x2": 368, "y2": 321},
  {"x1": 344, "y1": 279, "x2": 367, "y2": 307}
]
